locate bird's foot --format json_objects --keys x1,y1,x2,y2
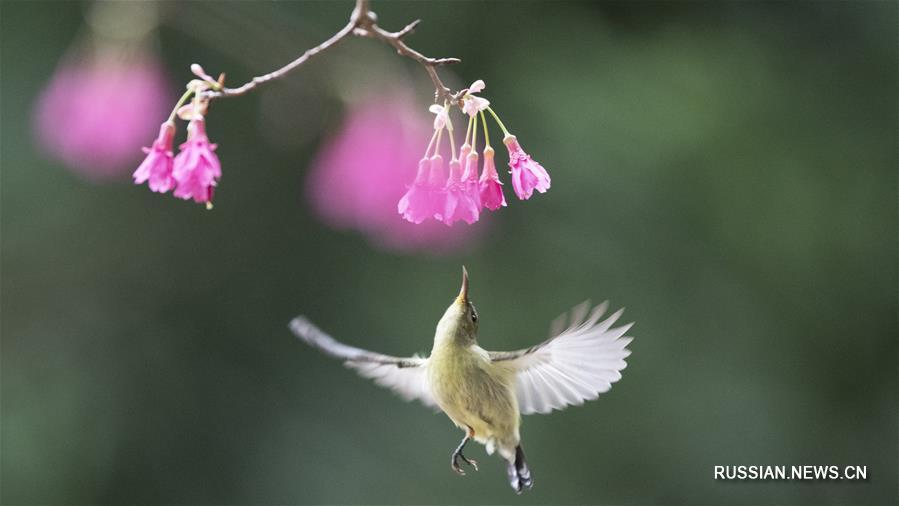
[{"x1": 451, "y1": 450, "x2": 478, "y2": 475}]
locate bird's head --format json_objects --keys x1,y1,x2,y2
[{"x1": 435, "y1": 266, "x2": 480, "y2": 345}]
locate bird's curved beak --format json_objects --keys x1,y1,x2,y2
[{"x1": 456, "y1": 266, "x2": 469, "y2": 305}]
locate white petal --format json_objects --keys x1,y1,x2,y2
[{"x1": 429, "y1": 104, "x2": 449, "y2": 130}]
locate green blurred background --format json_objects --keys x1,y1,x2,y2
[{"x1": 2, "y1": 1, "x2": 896, "y2": 504}]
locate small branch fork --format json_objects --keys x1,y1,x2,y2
[{"x1": 202, "y1": 0, "x2": 464, "y2": 105}]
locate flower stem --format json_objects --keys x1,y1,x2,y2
[
  {"x1": 448, "y1": 123, "x2": 457, "y2": 162},
  {"x1": 434, "y1": 127, "x2": 444, "y2": 156},
  {"x1": 445, "y1": 102, "x2": 458, "y2": 161},
  {"x1": 470, "y1": 110, "x2": 478, "y2": 151},
  {"x1": 479, "y1": 110, "x2": 491, "y2": 147},
  {"x1": 443, "y1": 103, "x2": 454, "y2": 132},
  {"x1": 424, "y1": 128, "x2": 439, "y2": 158},
  {"x1": 167, "y1": 89, "x2": 195, "y2": 123},
  {"x1": 486, "y1": 106, "x2": 510, "y2": 137},
  {"x1": 464, "y1": 115, "x2": 474, "y2": 147}
]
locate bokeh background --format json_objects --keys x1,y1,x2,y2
[{"x1": 2, "y1": 1, "x2": 896, "y2": 504}]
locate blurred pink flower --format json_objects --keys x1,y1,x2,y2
[
  {"x1": 33, "y1": 54, "x2": 171, "y2": 180},
  {"x1": 479, "y1": 146, "x2": 506, "y2": 211},
  {"x1": 132, "y1": 121, "x2": 176, "y2": 193},
  {"x1": 504, "y1": 134, "x2": 551, "y2": 200},
  {"x1": 173, "y1": 118, "x2": 221, "y2": 206},
  {"x1": 307, "y1": 92, "x2": 483, "y2": 253}
]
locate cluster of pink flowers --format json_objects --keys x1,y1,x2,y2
[
  {"x1": 306, "y1": 88, "x2": 483, "y2": 254},
  {"x1": 398, "y1": 80, "x2": 550, "y2": 226},
  {"x1": 133, "y1": 65, "x2": 222, "y2": 208}
]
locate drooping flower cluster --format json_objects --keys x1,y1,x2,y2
[
  {"x1": 132, "y1": 64, "x2": 222, "y2": 209},
  {"x1": 398, "y1": 80, "x2": 550, "y2": 225},
  {"x1": 306, "y1": 88, "x2": 483, "y2": 254}
]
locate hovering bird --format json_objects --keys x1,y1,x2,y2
[{"x1": 289, "y1": 268, "x2": 633, "y2": 493}]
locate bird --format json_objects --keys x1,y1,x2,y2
[{"x1": 289, "y1": 267, "x2": 634, "y2": 493}]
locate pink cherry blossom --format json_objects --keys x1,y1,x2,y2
[
  {"x1": 462, "y1": 150, "x2": 482, "y2": 209},
  {"x1": 172, "y1": 118, "x2": 221, "y2": 205},
  {"x1": 479, "y1": 146, "x2": 506, "y2": 210},
  {"x1": 443, "y1": 158, "x2": 480, "y2": 226},
  {"x1": 307, "y1": 93, "x2": 482, "y2": 253},
  {"x1": 398, "y1": 158, "x2": 436, "y2": 224},
  {"x1": 504, "y1": 134, "x2": 550, "y2": 200},
  {"x1": 427, "y1": 154, "x2": 448, "y2": 221},
  {"x1": 132, "y1": 121, "x2": 176, "y2": 193},
  {"x1": 33, "y1": 54, "x2": 171, "y2": 180}
]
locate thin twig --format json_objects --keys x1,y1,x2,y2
[
  {"x1": 203, "y1": 18, "x2": 356, "y2": 99},
  {"x1": 356, "y1": 20, "x2": 462, "y2": 105},
  {"x1": 202, "y1": 0, "x2": 463, "y2": 105}
]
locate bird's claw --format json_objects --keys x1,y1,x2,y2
[{"x1": 451, "y1": 451, "x2": 478, "y2": 475}]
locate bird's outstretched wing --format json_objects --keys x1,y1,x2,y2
[
  {"x1": 289, "y1": 316, "x2": 436, "y2": 408},
  {"x1": 489, "y1": 301, "x2": 633, "y2": 415}
]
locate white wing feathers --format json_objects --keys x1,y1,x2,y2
[
  {"x1": 290, "y1": 302, "x2": 633, "y2": 416},
  {"x1": 490, "y1": 301, "x2": 634, "y2": 415},
  {"x1": 289, "y1": 316, "x2": 436, "y2": 408}
]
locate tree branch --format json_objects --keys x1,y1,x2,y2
[{"x1": 202, "y1": 0, "x2": 463, "y2": 105}]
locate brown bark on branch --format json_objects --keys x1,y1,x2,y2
[{"x1": 202, "y1": 0, "x2": 464, "y2": 105}]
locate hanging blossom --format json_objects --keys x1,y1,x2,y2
[
  {"x1": 133, "y1": 64, "x2": 224, "y2": 209},
  {"x1": 504, "y1": 134, "x2": 550, "y2": 200},
  {"x1": 479, "y1": 146, "x2": 505, "y2": 210},
  {"x1": 399, "y1": 105, "x2": 451, "y2": 224},
  {"x1": 444, "y1": 156, "x2": 480, "y2": 225},
  {"x1": 132, "y1": 121, "x2": 176, "y2": 192},
  {"x1": 397, "y1": 79, "x2": 550, "y2": 225},
  {"x1": 172, "y1": 108, "x2": 221, "y2": 206}
]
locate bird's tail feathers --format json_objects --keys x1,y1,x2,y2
[{"x1": 506, "y1": 445, "x2": 533, "y2": 494}]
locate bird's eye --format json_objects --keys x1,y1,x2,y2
[{"x1": 470, "y1": 306, "x2": 478, "y2": 323}]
